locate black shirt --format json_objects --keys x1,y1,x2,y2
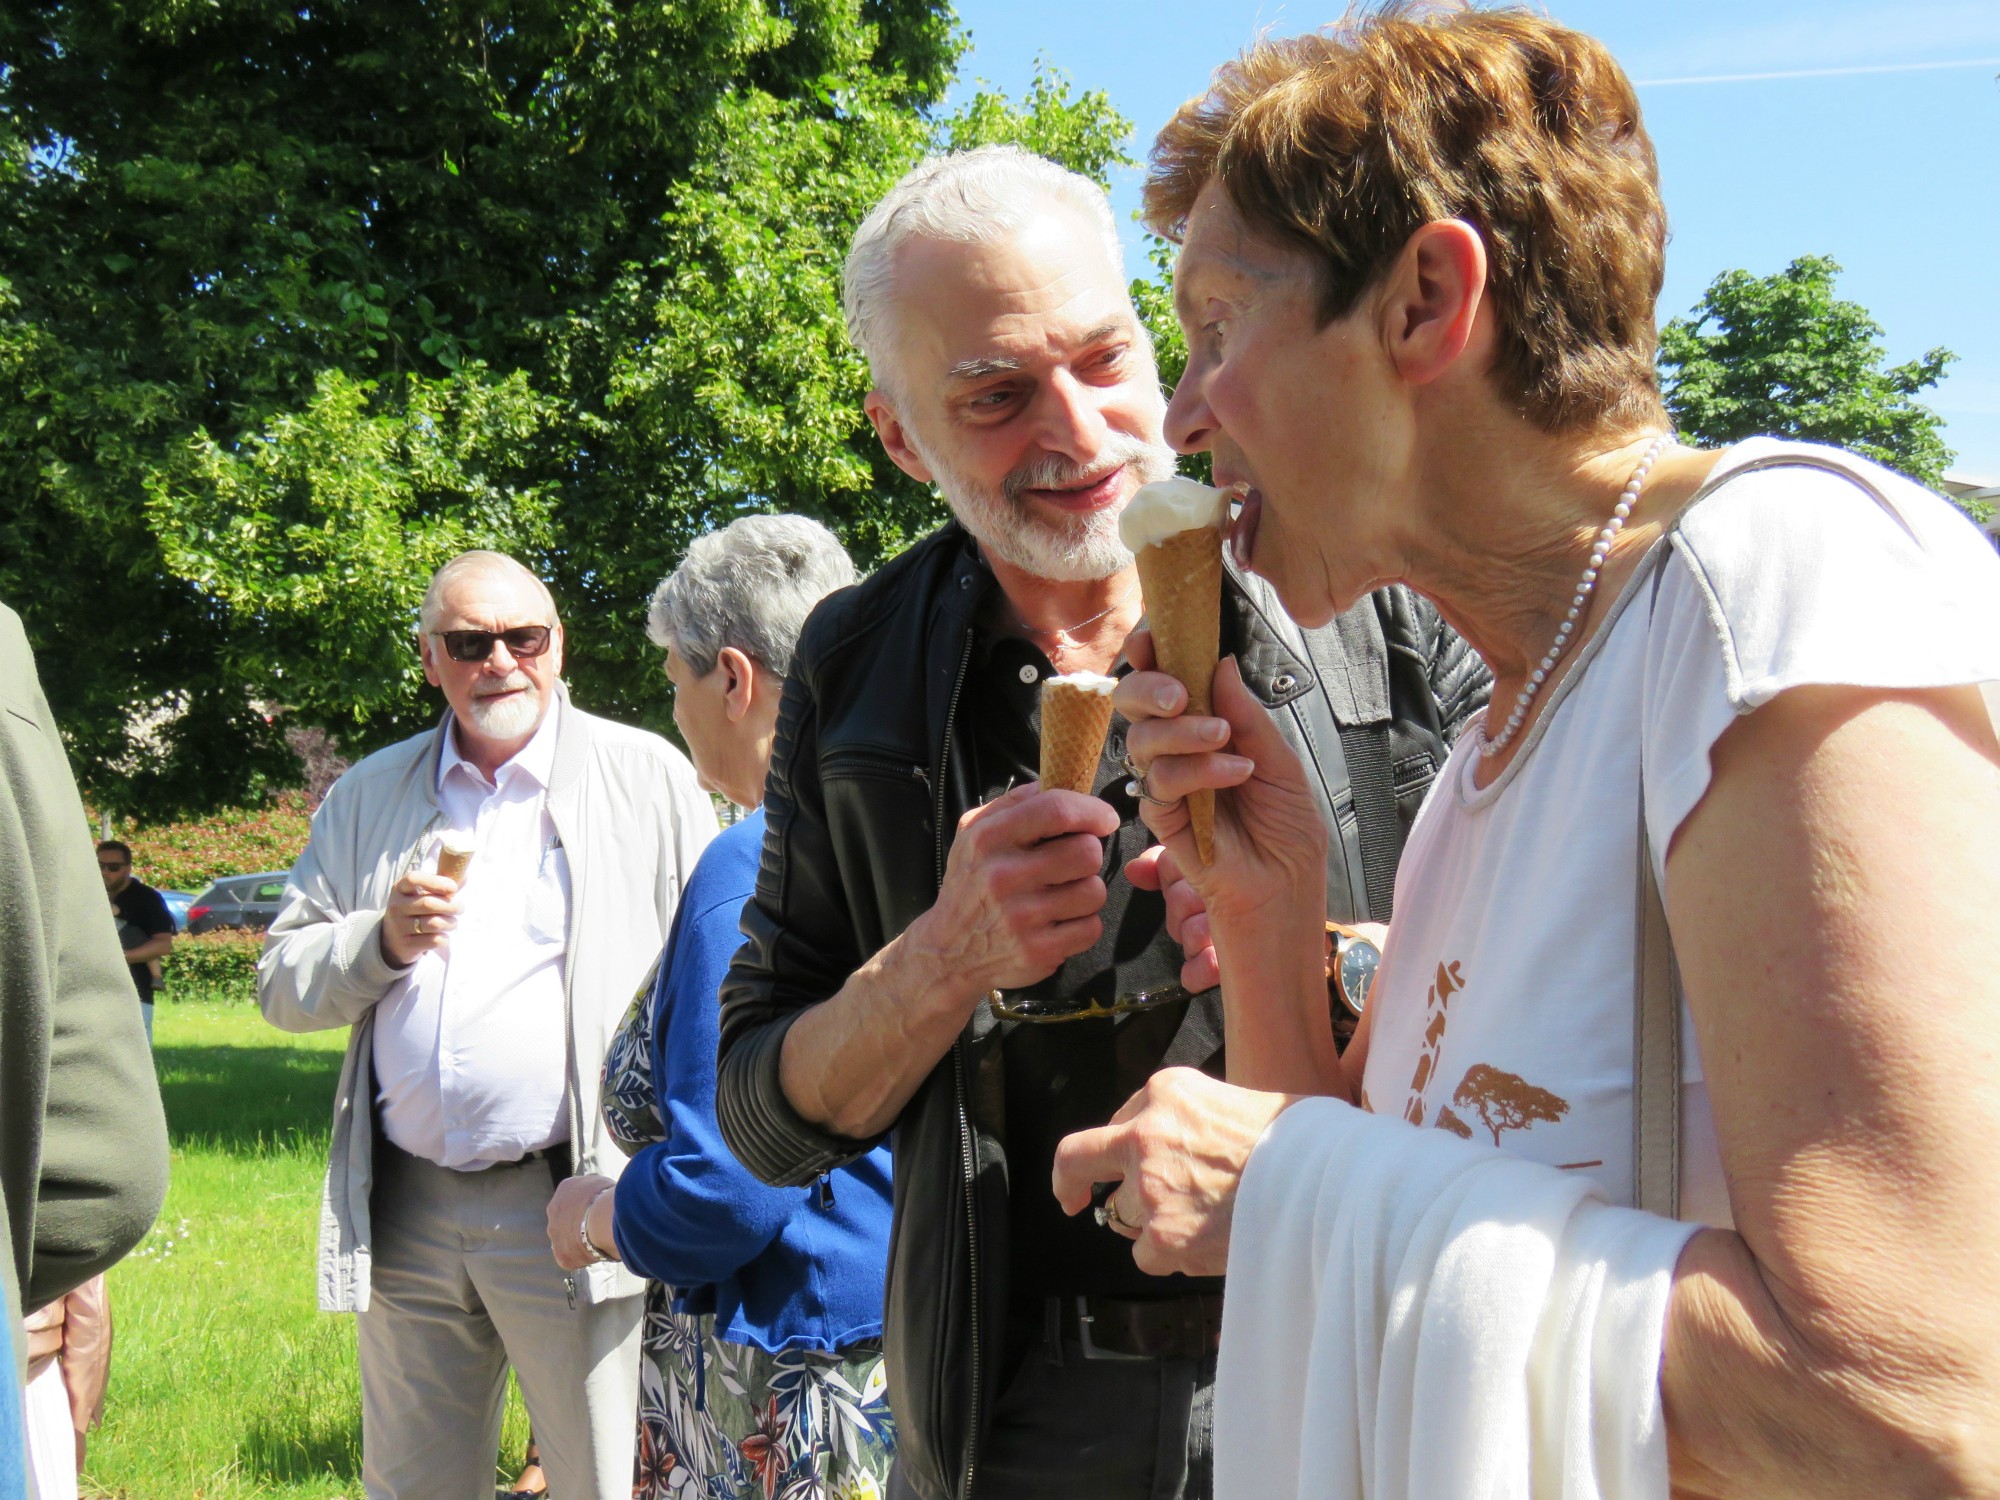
[
  {"x1": 961, "y1": 627, "x2": 1224, "y2": 1310},
  {"x1": 111, "y1": 879, "x2": 174, "y2": 1005}
]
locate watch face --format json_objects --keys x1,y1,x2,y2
[{"x1": 1338, "y1": 940, "x2": 1380, "y2": 1016}]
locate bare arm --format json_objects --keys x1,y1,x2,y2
[
  {"x1": 1661, "y1": 684, "x2": 2000, "y2": 1496},
  {"x1": 779, "y1": 784, "x2": 1120, "y2": 1140},
  {"x1": 123, "y1": 931, "x2": 172, "y2": 964}
]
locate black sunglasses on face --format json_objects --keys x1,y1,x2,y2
[
  {"x1": 432, "y1": 626, "x2": 553, "y2": 663},
  {"x1": 98, "y1": 860, "x2": 128, "y2": 871}
]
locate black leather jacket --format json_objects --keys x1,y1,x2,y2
[{"x1": 717, "y1": 522, "x2": 1488, "y2": 1500}]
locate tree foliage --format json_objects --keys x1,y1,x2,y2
[
  {"x1": 0, "y1": 0, "x2": 1132, "y2": 814},
  {"x1": 1658, "y1": 255, "x2": 1957, "y2": 491}
]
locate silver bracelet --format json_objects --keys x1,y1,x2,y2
[{"x1": 578, "y1": 1186, "x2": 615, "y2": 1265}]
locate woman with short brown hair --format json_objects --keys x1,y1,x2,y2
[{"x1": 1053, "y1": 6, "x2": 2000, "y2": 1497}]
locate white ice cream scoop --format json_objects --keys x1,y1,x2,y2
[{"x1": 1118, "y1": 476, "x2": 1232, "y2": 553}]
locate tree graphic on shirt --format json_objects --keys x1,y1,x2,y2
[{"x1": 1450, "y1": 1064, "x2": 1570, "y2": 1147}]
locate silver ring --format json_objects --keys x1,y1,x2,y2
[{"x1": 1094, "y1": 1195, "x2": 1134, "y2": 1234}]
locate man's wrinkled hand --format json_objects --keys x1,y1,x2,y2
[
  {"x1": 379, "y1": 872, "x2": 462, "y2": 968},
  {"x1": 914, "y1": 783, "x2": 1121, "y2": 1004}
]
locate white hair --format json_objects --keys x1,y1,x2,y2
[
  {"x1": 843, "y1": 145, "x2": 1127, "y2": 393},
  {"x1": 647, "y1": 514, "x2": 857, "y2": 678},
  {"x1": 418, "y1": 550, "x2": 559, "y2": 633}
]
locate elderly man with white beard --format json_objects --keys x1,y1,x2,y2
[
  {"x1": 259, "y1": 550, "x2": 715, "y2": 1500},
  {"x1": 713, "y1": 147, "x2": 1491, "y2": 1500}
]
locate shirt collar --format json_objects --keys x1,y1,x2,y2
[{"x1": 438, "y1": 694, "x2": 560, "y2": 795}]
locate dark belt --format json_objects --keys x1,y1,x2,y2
[
  {"x1": 377, "y1": 1137, "x2": 572, "y2": 1180},
  {"x1": 1036, "y1": 1293, "x2": 1224, "y2": 1361}
]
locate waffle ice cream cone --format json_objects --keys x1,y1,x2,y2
[
  {"x1": 1121, "y1": 478, "x2": 1229, "y2": 864},
  {"x1": 436, "y1": 831, "x2": 476, "y2": 886},
  {"x1": 1040, "y1": 673, "x2": 1118, "y2": 795}
]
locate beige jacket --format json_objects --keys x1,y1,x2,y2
[{"x1": 258, "y1": 688, "x2": 716, "y2": 1311}]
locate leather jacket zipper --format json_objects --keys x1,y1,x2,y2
[{"x1": 934, "y1": 624, "x2": 982, "y2": 1500}]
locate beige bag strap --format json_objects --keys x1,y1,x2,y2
[
  {"x1": 1630, "y1": 444, "x2": 1907, "y2": 1218},
  {"x1": 1633, "y1": 804, "x2": 1681, "y2": 1218}
]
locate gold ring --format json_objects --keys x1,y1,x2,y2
[
  {"x1": 412, "y1": 916, "x2": 422, "y2": 936},
  {"x1": 1095, "y1": 1195, "x2": 1134, "y2": 1235}
]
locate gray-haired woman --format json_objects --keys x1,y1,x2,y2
[{"x1": 545, "y1": 515, "x2": 898, "y2": 1500}]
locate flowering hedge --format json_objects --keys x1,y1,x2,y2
[
  {"x1": 161, "y1": 929, "x2": 263, "y2": 1002},
  {"x1": 112, "y1": 790, "x2": 315, "y2": 893}
]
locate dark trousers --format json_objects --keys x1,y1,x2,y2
[{"x1": 890, "y1": 1317, "x2": 1217, "y2": 1500}]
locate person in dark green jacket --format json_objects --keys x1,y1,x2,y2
[{"x1": 0, "y1": 602, "x2": 169, "y2": 1365}]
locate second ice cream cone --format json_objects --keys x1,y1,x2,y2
[
  {"x1": 1133, "y1": 525, "x2": 1223, "y2": 863},
  {"x1": 1040, "y1": 674, "x2": 1118, "y2": 794}
]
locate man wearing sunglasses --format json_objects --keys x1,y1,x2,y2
[
  {"x1": 97, "y1": 840, "x2": 175, "y2": 1045},
  {"x1": 259, "y1": 550, "x2": 717, "y2": 1500}
]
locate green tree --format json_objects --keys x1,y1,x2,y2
[
  {"x1": 1658, "y1": 255, "x2": 1957, "y2": 492},
  {"x1": 0, "y1": 3, "x2": 1131, "y2": 814}
]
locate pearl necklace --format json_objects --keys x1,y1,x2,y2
[{"x1": 1479, "y1": 435, "x2": 1671, "y2": 758}]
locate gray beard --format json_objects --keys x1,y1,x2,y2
[
  {"x1": 913, "y1": 429, "x2": 1179, "y2": 584},
  {"x1": 462, "y1": 682, "x2": 544, "y2": 742}
]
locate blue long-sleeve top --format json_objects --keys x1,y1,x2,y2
[{"x1": 610, "y1": 808, "x2": 893, "y2": 1354}]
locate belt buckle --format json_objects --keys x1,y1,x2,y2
[{"x1": 1073, "y1": 1296, "x2": 1150, "y2": 1363}]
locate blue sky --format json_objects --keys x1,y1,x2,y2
[{"x1": 946, "y1": 1, "x2": 2000, "y2": 477}]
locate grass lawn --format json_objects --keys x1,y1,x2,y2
[{"x1": 84, "y1": 996, "x2": 531, "y2": 1499}]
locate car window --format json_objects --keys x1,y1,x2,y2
[{"x1": 253, "y1": 881, "x2": 287, "y2": 902}]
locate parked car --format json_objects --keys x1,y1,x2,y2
[
  {"x1": 160, "y1": 890, "x2": 198, "y2": 932},
  {"x1": 187, "y1": 871, "x2": 291, "y2": 934}
]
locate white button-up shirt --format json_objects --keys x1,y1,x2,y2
[{"x1": 372, "y1": 710, "x2": 574, "y2": 1169}]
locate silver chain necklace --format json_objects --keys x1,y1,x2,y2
[{"x1": 1013, "y1": 577, "x2": 1140, "y2": 643}]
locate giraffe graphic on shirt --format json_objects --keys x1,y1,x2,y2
[{"x1": 1401, "y1": 959, "x2": 1466, "y2": 1126}]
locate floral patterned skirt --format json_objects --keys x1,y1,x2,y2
[{"x1": 635, "y1": 1286, "x2": 896, "y2": 1500}]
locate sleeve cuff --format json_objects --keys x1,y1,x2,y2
[
  {"x1": 715, "y1": 1011, "x2": 880, "y2": 1188},
  {"x1": 337, "y1": 908, "x2": 408, "y2": 996}
]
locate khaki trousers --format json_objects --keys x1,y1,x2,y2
[{"x1": 359, "y1": 1146, "x2": 641, "y2": 1500}]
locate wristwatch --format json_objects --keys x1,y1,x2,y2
[{"x1": 1324, "y1": 921, "x2": 1381, "y2": 1021}]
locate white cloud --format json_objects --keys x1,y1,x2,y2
[
  {"x1": 1618, "y1": 1, "x2": 2000, "y2": 80},
  {"x1": 1638, "y1": 57, "x2": 2000, "y2": 87}
]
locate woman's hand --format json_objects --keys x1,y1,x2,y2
[
  {"x1": 1119, "y1": 630, "x2": 1346, "y2": 1094},
  {"x1": 1126, "y1": 842, "x2": 1219, "y2": 994},
  {"x1": 546, "y1": 1172, "x2": 620, "y2": 1270},
  {"x1": 1051, "y1": 1068, "x2": 1297, "y2": 1278},
  {"x1": 1115, "y1": 638, "x2": 1327, "y2": 937}
]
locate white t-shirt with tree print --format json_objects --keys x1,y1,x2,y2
[{"x1": 1359, "y1": 440, "x2": 2000, "y2": 1225}]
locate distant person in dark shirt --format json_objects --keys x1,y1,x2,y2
[{"x1": 97, "y1": 841, "x2": 173, "y2": 1045}]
